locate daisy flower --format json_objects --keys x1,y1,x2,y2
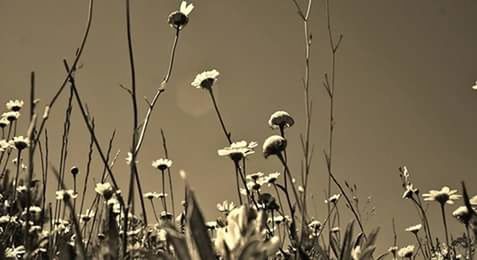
[
  {"x1": 152, "y1": 158, "x2": 173, "y2": 171},
  {"x1": 422, "y1": 186, "x2": 461, "y2": 205},
  {"x1": 325, "y1": 194, "x2": 341, "y2": 204},
  {"x1": 0, "y1": 140, "x2": 12, "y2": 152},
  {"x1": 95, "y1": 182, "x2": 114, "y2": 200},
  {"x1": 55, "y1": 189, "x2": 78, "y2": 200},
  {"x1": 191, "y1": 69, "x2": 220, "y2": 89},
  {"x1": 0, "y1": 118, "x2": 9, "y2": 129},
  {"x1": 143, "y1": 192, "x2": 160, "y2": 200},
  {"x1": 246, "y1": 172, "x2": 264, "y2": 181},
  {"x1": 11, "y1": 136, "x2": 29, "y2": 151},
  {"x1": 2, "y1": 111, "x2": 20, "y2": 122},
  {"x1": 168, "y1": 1, "x2": 194, "y2": 30},
  {"x1": 217, "y1": 200, "x2": 236, "y2": 214},
  {"x1": 263, "y1": 135, "x2": 287, "y2": 158},
  {"x1": 268, "y1": 111, "x2": 295, "y2": 130},
  {"x1": 452, "y1": 206, "x2": 472, "y2": 224},
  {"x1": 6, "y1": 99, "x2": 24, "y2": 112},
  {"x1": 160, "y1": 211, "x2": 173, "y2": 221},
  {"x1": 80, "y1": 209, "x2": 95, "y2": 223},
  {"x1": 218, "y1": 140, "x2": 257, "y2": 161},
  {"x1": 266, "y1": 172, "x2": 281, "y2": 184},
  {"x1": 397, "y1": 245, "x2": 415, "y2": 258},
  {"x1": 472, "y1": 81, "x2": 477, "y2": 90},
  {"x1": 405, "y1": 224, "x2": 422, "y2": 234}
]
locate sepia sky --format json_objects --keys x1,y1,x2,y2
[{"x1": 1, "y1": 0, "x2": 477, "y2": 251}]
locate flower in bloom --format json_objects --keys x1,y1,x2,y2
[
  {"x1": 351, "y1": 246, "x2": 361, "y2": 260},
  {"x1": 268, "y1": 111, "x2": 295, "y2": 130},
  {"x1": 95, "y1": 182, "x2": 114, "y2": 200},
  {"x1": 11, "y1": 136, "x2": 29, "y2": 151},
  {"x1": 160, "y1": 211, "x2": 173, "y2": 221},
  {"x1": 452, "y1": 206, "x2": 472, "y2": 224},
  {"x1": 214, "y1": 206, "x2": 280, "y2": 258},
  {"x1": 218, "y1": 141, "x2": 257, "y2": 161},
  {"x1": 217, "y1": 200, "x2": 236, "y2": 214},
  {"x1": 263, "y1": 135, "x2": 287, "y2": 158},
  {"x1": 2, "y1": 111, "x2": 20, "y2": 122},
  {"x1": 0, "y1": 140, "x2": 11, "y2": 152},
  {"x1": 191, "y1": 69, "x2": 220, "y2": 89},
  {"x1": 265, "y1": 172, "x2": 281, "y2": 184},
  {"x1": 143, "y1": 192, "x2": 161, "y2": 200},
  {"x1": 397, "y1": 245, "x2": 415, "y2": 258},
  {"x1": 405, "y1": 224, "x2": 422, "y2": 234},
  {"x1": 55, "y1": 190, "x2": 77, "y2": 200},
  {"x1": 152, "y1": 158, "x2": 173, "y2": 171},
  {"x1": 168, "y1": 1, "x2": 194, "y2": 30},
  {"x1": 423, "y1": 186, "x2": 461, "y2": 205},
  {"x1": 472, "y1": 81, "x2": 477, "y2": 90},
  {"x1": 6, "y1": 99, "x2": 24, "y2": 112},
  {"x1": 325, "y1": 194, "x2": 341, "y2": 204},
  {"x1": 0, "y1": 118, "x2": 9, "y2": 129},
  {"x1": 246, "y1": 172, "x2": 264, "y2": 181}
]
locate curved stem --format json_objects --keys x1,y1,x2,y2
[
  {"x1": 207, "y1": 88, "x2": 232, "y2": 144},
  {"x1": 440, "y1": 204, "x2": 450, "y2": 246}
]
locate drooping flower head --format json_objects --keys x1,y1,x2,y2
[
  {"x1": 152, "y1": 158, "x2": 173, "y2": 171},
  {"x1": 168, "y1": 1, "x2": 194, "y2": 30},
  {"x1": 472, "y1": 81, "x2": 477, "y2": 90},
  {"x1": 6, "y1": 100, "x2": 24, "y2": 112},
  {"x1": 268, "y1": 111, "x2": 295, "y2": 130},
  {"x1": 263, "y1": 135, "x2": 287, "y2": 158},
  {"x1": 191, "y1": 69, "x2": 220, "y2": 89},
  {"x1": 218, "y1": 140, "x2": 257, "y2": 162},
  {"x1": 423, "y1": 186, "x2": 461, "y2": 205}
]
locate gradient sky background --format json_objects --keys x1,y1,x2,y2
[{"x1": 1, "y1": 0, "x2": 477, "y2": 253}]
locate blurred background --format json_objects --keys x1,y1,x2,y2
[{"x1": 1, "y1": 0, "x2": 476, "y2": 252}]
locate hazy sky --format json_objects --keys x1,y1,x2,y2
[{"x1": 1, "y1": 0, "x2": 477, "y2": 252}]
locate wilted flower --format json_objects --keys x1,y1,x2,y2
[
  {"x1": 263, "y1": 135, "x2": 287, "y2": 158},
  {"x1": 12, "y1": 136, "x2": 29, "y2": 150},
  {"x1": 168, "y1": 1, "x2": 194, "y2": 30},
  {"x1": 405, "y1": 224, "x2": 422, "y2": 234},
  {"x1": 160, "y1": 211, "x2": 173, "y2": 221},
  {"x1": 55, "y1": 189, "x2": 77, "y2": 200},
  {"x1": 152, "y1": 158, "x2": 173, "y2": 171},
  {"x1": 80, "y1": 209, "x2": 95, "y2": 223},
  {"x1": 6, "y1": 100, "x2": 24, "y2": 112},
  {"x1": 423, "y1": 186, "x2": 461, "y2": 205},
  {"x1": 95, "y1": 182, "x2": 114, "y2": 200},
  {"x1": 191, "y1": 69, "x2": 220, "y2": 89},
  {"x1": 218, "y1": 141, "x2": 257, "y2": 161},
  {"x1": 217, "y1": 200, "x2": 236, "y2": 214},
  {"x1": 2, "y1": 111, "x2": 20, "y2": 122},
  {"x1": 268, "y1": 111, "x2": 295, "y2": 130},
  {"x1": 0, "y1": 118, "x2": 9, "y2": 129},
  {"x1": 397, "y1": 245, "x2": 415, "y2": 258}
]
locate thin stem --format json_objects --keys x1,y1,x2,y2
[
  {"x1": 207, "y1": 88, "x2": 232, "y2": 144},
  {"x1": 235, "y1": 166, "x2": 243, "y2": 204},
  {"x1": 440, "y1": 204, "x2": 450, "y2": 246},
  {"x1": 150, "y1": 200, "x2": 160, "y2": 223},
  {"x1": 414, "y1": 233, "x2": 427, "y2": 259},
  {"x1": 161, "y1": 169, "x2": 168, "y2": 213},
  {"x1": 13, "y1": 151, "x2": 22, "y2": 200},
  {"x1": 160, "y1": 129, "x2": 175, "y2": 217}
]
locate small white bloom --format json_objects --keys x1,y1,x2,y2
[
  {"x1": 55, "y1": 189, "x2": 78, "y2": 200},
  {"x1": 263, "y1": 135, "x2": 287, "y2": 158},
  {"x1": 268, "y1": 111, "x2": 295, "y2": 129},
  {"x1": 152, "y1": 158, "x2": 173, "y2": 171},
  {"x1": 6, "y1": 99, "x2": 24, "y2": 112},
  {"x1": 2, "y1": 111, "x2": 20, "y2": 122},
  {"x1": 95, "y1": 182, "x2": 114, "y2": 199},
  {"x1": 405, "y1": 224, "x2": 422, "y2": 234},
  {"x1": 218, "y1": 141, "x2": 257, "y2": 161},
  {"x1": 472, "y1": 81, "x2": 477, "y2": 90},
  {"x1": 423, "y1": 186, "x2": 461, "y2": 205},
  {"x1": 397, "y1": 245, "x2": 415, "y2": 258},
  {"x1": 191, "y1": 69, "x2": 220, "y2": 89},
  {"x1": 11, "y1": 136, "x2": 30, "y2": 150},
  {"x1": 0, "y1": 118, "x2": 9, "y2": 128}
]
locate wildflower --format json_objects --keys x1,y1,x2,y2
[
  {"x1": 402, "y1": 184, "x2": 419, "y2": 199},
  {"x1": 452, "y1": 206, "x2": 472, "y2": 224},
  {"x1": 191, "y1": 69, "x2": 220, "y2": 89},
  {"x1": 143, "y1": 192, "x2": 160, "y2": 200},
  {"x1": 205, "y1": 221, "x2": 218, "y2": 230},
  {"x1": 308, "y1": 220, "x2": 321, "y2": 232},
  {"x1": 95, "y1": 182, "x2": 114, "y2": 200},
  {"x1": 423, "y1": 186, "x2": 461, "y2": 205},
  {"x1": 107, "y1": 197, "x2": 121, "y2": 214},
  {"x1": 168, "y1": 1, "x2": 194, "y2": 30},
  {"x1": 266, "y1": 172, "x2": 281, "y2": 184},
  {"x1": 5, "y1": 245, "x2": 26, "y2": 258},
  {"x1": 11, "y1": 136, "x2": 29, "y2": 150},
  {"x1": 351, "y1": 246, "x2": 361, "y2": 260},
  {"x1": 246, "y1": 172, "x2": 264, "y2": 181},
  {"x1": 2, "y1": 111, "x2": 20, "y2": 122},
  {"x1": 80, "y1": 210, "x2": 95, "y2": 223},
  {"x1": 268, "y1": 111, "x2": 295, "y2": 130},
  {"x1": 70, "y1": 166, "x2": 79, "y2": 176},
  {"x1": 152, "y1": 158, "x2": 173, "y2": 171},
  {"x1": 218, "y1": 140, "x2": 257, "y2": 161},
  {"x1": 6, "y1": 100, "x2": 24, "y2": 112},
  {"x1": 158, "y1": 192, "x2": 168, "y2": 199},
  {"x1": 262, "y1": 135, "x2": 287, "y2": 158},
  {"x1": 0, "y1": 118, "x2": 9, "y2": 129},
  {"x1": 397, "y1": 245, "x2": 415, "y2": 258},
  {"x1": 470, "y1": 195, "x2": 477, "y2": 206},
  {"x1": 16, "y1": 185, "x2": 27, "y2": 194},
  {"x1": 472, "y1": 81, "x2": 477, "y2": 90},
  {"x1": 217, "y1": 200, "x2": 236, "y2": 214},
  {"x1": 405, "y1": 224, "x2": 422, "y2": 234},
  {"x1": 160, "y1": 211, "x2": 173, "y2": 221},
  {"x1": 325, "y1": 193, "x2": 341, "y2": 204},
  {"x1": 331, "y1": 227, "x2": 340, "y2": 233},
  {"x1": 55, "y1": 189, "x2": 77, "y2": 200}
]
